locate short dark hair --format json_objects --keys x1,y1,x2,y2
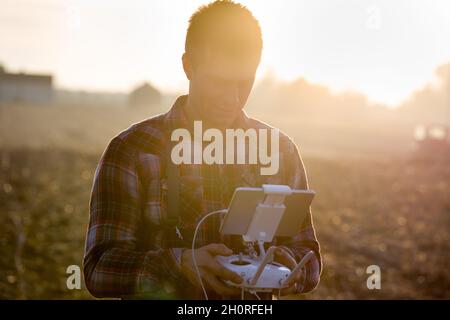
[{"x1": 185, "y1": 0, "x2": 263, "y2": 66}]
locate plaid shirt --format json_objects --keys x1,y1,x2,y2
[{"x1": 83, "y1": 95, "x2": 322, "y2": 299}]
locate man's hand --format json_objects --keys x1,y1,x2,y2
[
  {"x1": 180, "y1": 243, "x2": 243, "y2": 296},
  {"x1": 274, "y1": 247, "x2": 302, "y2": 296}
]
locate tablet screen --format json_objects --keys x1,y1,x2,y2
[{"x1": 220, "y1": 187, "x2": 315, "y2": 238}]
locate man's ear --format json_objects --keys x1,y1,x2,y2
[{"x1": 182, "y1": 53, "x2": 192, "y2": 81}]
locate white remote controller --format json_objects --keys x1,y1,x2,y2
[
  {"x1": 192, "y1": 185, "x2": 316, "y2": 299},
  {"x1": 216, "y1": 254, "x2": 291, "y2": 292},
  {"x1": 217, "y1": 250, "x2": 314, "y2": 292}
]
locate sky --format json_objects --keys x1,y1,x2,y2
[{"x1": 1, "y1": 0, "x2": 449, "y2": 107}]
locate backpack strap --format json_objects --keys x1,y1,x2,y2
[{"x1": 166, "y1": 153, "x2": 180, "y2": 227}]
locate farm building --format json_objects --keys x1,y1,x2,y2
[
  {"x1": 128, "y1": 82, "x2": 161, "y2": 107},
  {"x1": 0, "y1": 66, "x2": 53, "y2": 104}
]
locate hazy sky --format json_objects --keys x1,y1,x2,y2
[{"x1": 1, "y1": 0, "x2": 449, "y2": 106}]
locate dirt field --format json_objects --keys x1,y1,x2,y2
[{"x1": 1, "y1": 104, "x2": 449, "y2": 299}]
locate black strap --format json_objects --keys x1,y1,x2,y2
[{"x1": 166, "y1": 148, "x2": 180, "y2": 227}]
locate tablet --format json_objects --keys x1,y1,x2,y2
[{"x1": 219, "y1": 186, "x2": 315, "y2": 238}]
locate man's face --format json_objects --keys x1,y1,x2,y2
[{"x1": 186, "y1": 50, "x2": 259, "y2": 129}]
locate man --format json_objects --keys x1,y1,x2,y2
[{"x1": 84, "y1": 0, "x2": 321, "y2": 299}]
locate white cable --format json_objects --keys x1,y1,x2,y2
[{"x1": 191, "y1": 209, "x2": 228, "y2": 300}]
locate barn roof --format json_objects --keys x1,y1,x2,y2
[{"x1": 0, "y1": 72, "x2": 53, "y2": 85}]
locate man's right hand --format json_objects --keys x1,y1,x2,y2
[{"x1": 180, "y1": 243, "x2": 243, "y2": 296}]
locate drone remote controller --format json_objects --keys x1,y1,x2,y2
[
  {"x1": 217, "y1": 247, "x2": 314, "y2": 292},
  {"x1": 216, "y1": 185, "x2": 315, "y2": 293}
]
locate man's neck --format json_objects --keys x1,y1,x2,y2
[
  {"x1": 184, "y1": 95, "x2": 221, "y2": 132},
  {"x1": 184, "y1": 95, "x2": 199, "y2": 124}
]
